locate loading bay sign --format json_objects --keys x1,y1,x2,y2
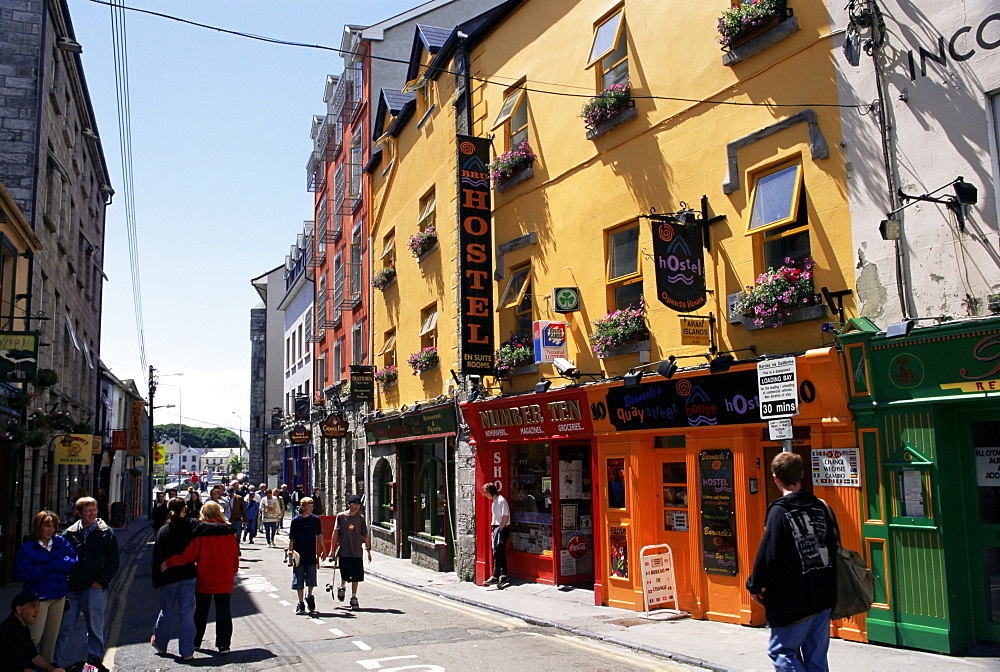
[{"x1": 757, "y1": 356, "x2": 798, "y2": 420}]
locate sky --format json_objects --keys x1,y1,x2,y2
[{"x1": 70, "y1": 0, "x2": 420, "y2": 436}]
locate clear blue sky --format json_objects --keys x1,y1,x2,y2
[{"x1": 71, "y1": 0, "x2": 419, "y2": 435}]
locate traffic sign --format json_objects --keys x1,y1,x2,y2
[
  {"x1": 768, "y1": 418, "x2": 793, "y2": 441},
  {"x1": 553, "y1": 287, "x2": 580, "y2": 313},
  {"x1": 757, "y1": 357, "x2": 798, "y2": 419}
]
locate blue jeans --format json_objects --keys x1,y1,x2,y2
[
  {"x1": 768, "y1": 608, "x2": 832, "y2": 672},
  {"x1": 264, "y1": 521, "x2": 277, "y2": 544},
  {"x1": 245, "y1": 519, "x2": 258, "y2": 541},
  {"x1": 153, "y1": 577, "x2": 197, "y2": 657},
  {"x1": 232, "y1": 521, "x2": 243, "y2": 542},
  {"x1": 53, "y1": 586, "x2": 108, "y2": 666}
]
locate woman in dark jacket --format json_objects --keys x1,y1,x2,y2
[
  {"x1": 187, "y1": 490, "x2": 203, "y2": 518},
  {"x1": 14, "y1": 510, "x2": 78, "y2": 663},
  {"x1": 151, "y1": 497, "x2": 233, "y2": 660},
  {"x1": 162, "y1": 500, "x2": 240, "y2": 655}
]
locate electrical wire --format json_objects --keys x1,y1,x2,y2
[
  {"x1": 108, "y1": 0, "x2": 149, "y2": 381},
  {"x1": 86, "y1": 0, "x2": 864, "y2": 112}
]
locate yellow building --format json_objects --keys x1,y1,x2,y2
[{"x1": 456, "y1": 0, "x2": 866, "y2": 640}]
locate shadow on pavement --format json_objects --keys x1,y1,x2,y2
[{"x1": 183, "y1": 647, "x2": 276, "y2": 665}]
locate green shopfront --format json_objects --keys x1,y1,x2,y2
[
  {"x1": 364, "y1": 402, "x2": 457, "y2": 572},
  {"x1": 837, "y1": 317, "x2": 1000, "y2": 654}
]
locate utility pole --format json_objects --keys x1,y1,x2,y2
[{"x1": 147, "y1": 365, "x2": 156, "y2": 515}]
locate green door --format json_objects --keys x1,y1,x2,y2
[{"x1": 965, "y1": 419, "x2": 1000, "y2": 644}]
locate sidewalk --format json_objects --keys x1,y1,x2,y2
[{"x1": 367, "y1": 554, "x2": 1000, "y2": 672}]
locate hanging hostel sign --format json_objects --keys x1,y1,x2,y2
[
  {"x1": 650, "y1": 220, "x2": 706, "y2": 312},
  {"x1": 457, "y1": 136, "x2": 494, "y2": 373}
]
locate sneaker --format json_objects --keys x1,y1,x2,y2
[
  {"x1": 350, "y1": 595, "x2": 359, "y2": 610},
  {"x1": 295, "y1": 601, "x2": 305, "y2": 615},
  {"x1": 218, "y1": 647, "x2": 231, "y2": 655},
  {"x1": 336, "y1": 585, "x2": 346, "y2": 602},
  {"x1": 151, "y1": 635, "x2": 166, "y2": 655},
  {"x1": 483, "y1": 576, "x2": 499, "y2": 585},
  {"x1": 306, "y1": 594, "x2": 316, "y2": 613}
]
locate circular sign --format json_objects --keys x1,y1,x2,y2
[
  {"x1": 553, "y1": 287, "x2": 580, "y2": 313},
  {"x1": 888, "y1": 352, "x2": 924, "y2": 389},
  {"x1": 566, "y1": 532, "x2": 589, "y2": 559}
]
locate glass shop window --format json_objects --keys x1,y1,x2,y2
[
  {"x1": 662, "y1": 461, "x2": 689, "y2": 532},
  {"x1": 607, "y1": 457, "x2": 626, "y2": 509},
  {"x1": 509, "y1": 442, "x2": 553, "y2": 555}
]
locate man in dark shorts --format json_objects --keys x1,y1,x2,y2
[
  {"x1": 1, "y1": 589, "x2": 64, "y2": 672},
  {"x1": 288, "y1": 497, "x2": 327, "y2": 615},
  {"x1": 331, "y1": 494, "x2": 372, "y2": 610}
]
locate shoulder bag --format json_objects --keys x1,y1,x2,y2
[{"x1": 820, "y1": 499, "x2": 875, "y2": 620}]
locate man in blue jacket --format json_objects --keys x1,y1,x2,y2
[
  {"x1": 747, "y1": 452, "x2": 837, "y2": 671},
  {"x1": 53, "y1": 496, "x2": 120, "y2": 672}
]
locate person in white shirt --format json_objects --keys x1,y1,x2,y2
[{"x1": 481, "y1": 484, "x2": 510, "y2": 586}]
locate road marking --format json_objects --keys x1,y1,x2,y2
[
  {"x1": 352, "y1": 640, "x2": 373, "y2": 651},
  {"x1": 278, "y1": 600, "x2": 291, "y2": 606},
  {"x1": 309, "y1": 617, "x2": 324, "y2": 624},
  {"x1": 329, "y1": 627, "x2": 346, "y2": 637},
  {"x1": 268, "y1": 593, "x2": 280, "y2": 598},
  {"x1": 374, "y1": 579, "x2": 524, "y2": 628},
  {"x1": 357, "y1": 655, "x2": 417, "y2": 669},
  {"x1": 527, "y1": 631, "x2": 676, "y2": 671}
]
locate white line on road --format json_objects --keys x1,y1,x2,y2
[
  {"x1": 309, "y1": 617, "x2": 324, "y2": 623},
  {"x1": 268, "y1": 593, "x2": 279, "y2": 598},
  {"x1": 328, "y1": 627, "x2": 346, "y2": 637},
  {"x1": 357, "y1": 655, "x2": 417, "y2": 669},
  {"x1": 352, "y1": 640, "x2": 372, "y2": 651},
  {"x1": 278, "y1": 600, "x2": 291, "y2": 606}
]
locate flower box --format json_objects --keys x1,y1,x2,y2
[
  {"x1": 495, "y1": 164, "x2": 534, "y2": 193},
  {"x1": 581, "y1": 82, "x2": 634, "y2": 138},
  {"x1": 743, "y1": 302, "x2": 827, "y2": 331},
  {"x1": 590, "y1": 299, "x2": 649, "y2": 359},
  {"x1": 490, "y1": 141, "x2": 536, "y2": 189},
  {"x1": 374, "y1": 365, "x2": 398, "y2": 391},
  {"x1": 718, "y1": 0, "x2": 789, "y2": 51},
  {"x1": 407, "y1": 347, "x2": 439, "y2": 375},
  {"x1": 597, "y1": 338, "x2": 651, "y2": 360},
  {"x1": 495, "y1": 334, "x2": 534, "y2": 376},
  {"x1": 735, "y1": 257, "x2": 816, "y2": 328},
  {"x1": 372, "y1": 266, "x2": 397, "y2": 292},
  {"x1": 586, "y1": 105, "x2": 638, "y2": 140},
  {"x1": 408, "y1": 227, "x2": 438, "y2": 259}
]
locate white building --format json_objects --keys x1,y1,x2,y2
[{"x1": 201, "y1": 448, "x2": 233, "y2": 477}]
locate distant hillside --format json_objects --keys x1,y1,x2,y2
[{"x1": 153, "y1": 424, "x2": 243, "y2": 448}]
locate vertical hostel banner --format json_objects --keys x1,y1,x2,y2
[
  {"x1": 456, "y1": 135, "x2": 494, "y2": 373},
  {"x1": 650, "y1": 219, "x2": 706, "y2": 312}
]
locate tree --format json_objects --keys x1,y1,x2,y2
[
  {"x1": 228, "y1": 454, "x2": 248, "y2": 479},
  {"x1": 153, "y1": 424, "x2": 241, "y2": 448}
]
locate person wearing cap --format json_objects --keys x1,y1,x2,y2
[
  {"x1": 1, "y1": 590, "x2": 65, "y2": 672},
  {"x1": 14, "y1": 510, "x2": 78, "y2": 664},
  {"x1": 330, "y1": 494, "x2": 372, "y2": 611},
  {"x1": 53, "y1": 496, "x2": 119, "y2": 671},
  {"x1": 287, "y1": 496, "x2": 327, "y2": 615}
]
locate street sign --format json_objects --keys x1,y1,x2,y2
[
  {"x1": 553, "y1": 287, "x2": 580, "y2": 313},
  {"x1": 768, "y1": 418, "x2": 793, "y2": 441},
  {"x1": 679, "y1": 316, "x2": 710, "y2": 346},
  {"x1": 757, "y1": 356, "x2": 798, "y2": 419}
]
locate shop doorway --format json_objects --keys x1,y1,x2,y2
[
  {"x1": 654, "y1": 449, "x2": 693, "y2": 612},
  {"x1": 554, "y1": 443, "x2": 593, "y2": 584},
  {"x1": 965, "y1": 419, "x2": 1000, "y2": 645}
]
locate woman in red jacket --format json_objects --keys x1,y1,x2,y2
[{"x1": 161, "y1": 500, "x2": 239, "y2": 655}]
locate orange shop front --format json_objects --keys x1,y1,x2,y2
[
  {"x1": 462, "y1": 388, "x2": 598, "y2": 588},
  {"x1": 582, "y1": 348, "x2": 865, "y2": 640}
]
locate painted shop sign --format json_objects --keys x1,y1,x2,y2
[
  {"x1": 0, "y1": 331, "x2": 39, "y2": 383},
  {"x1": 699, "y1": 449, "x2": 737, "y2": 576},
  {"x1": 604, "y1": 369, "x2": 759, "y2": 431},
  {"x1": 456, "y1": 135, "x2": 494, "y2": 374},
  {"x1": 462, "y1": 389, "x2": 594, "y2": 441},
  {"x1": 365, "y1": 405, "x2": 457, "y2": 444},
  {"x1": 650, "y1": 220, "x2": 706, "y2": 312},
  {"x1": 975, "y1": 445, "x2": 1000, "y2": 487},
  {"x1": 350, "y1": 365, "x2": 375, "y2": 404},
  {"x1": 319, "y1": 414, "x2": 348, "y2": 439},
  {"x1": 289, "y1": 425, "x2": 312, "y2": 445},
  {"x1": 905, "y1": 11, "x2": 1000, "y2": 81},
  {"x1": 811, "y1": 448, "x2": 860, "y2": 487}
]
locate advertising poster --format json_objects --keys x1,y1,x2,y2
[
  {"x1": 609, "y1": 525, "x2": 629, "y2": 579},
  {"x1": 811, "y1": 448, "x2": 860, "y2": 487},
  {"x1": 55, "y1": 434, "x2": 93, "y2": 465},
  {"x1": 699, "y1": 449, "x2": 737, "y2": 576}
]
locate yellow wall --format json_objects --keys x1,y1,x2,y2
[
  {"x1": 470, "y1": 0, "x2": 851, "y2": 391},
  {"x1": 370, "y1": 62, "x2": 459, "y2": 410},
  {"x1": 0, "y1": 182, "x2": 42, "y2": 328}
]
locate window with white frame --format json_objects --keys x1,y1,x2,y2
[
  {"x1": 381, "y1": 229, "x2": 395, "y2": 271},
  {"x1": 333, "y1": 338, "x2": 343, "y2": 383},
  {"x1": 378, "y1": 329, "x2": 396, "y2": 369},
  {"x1": 492, "y1": 84, "x2": 528, "y2": 151},
  {"x1": 499, "y1": 265, "x2": 532, "y2": 337},
  {"x1": 352, "y1": 320, "x2": 364, "y2": 364},
  {"x1": 351, "y1": 221, "x2": 363, "y2": 301},
  {"x1": 418, "y1": 189, "x2": 435, "y2": 233},
  {"x1": 419, "y1": 304, "x2": 438, "y2": 350},
  {"x1": 746, "y1": 160, "x2": 811, "y2": 270}
]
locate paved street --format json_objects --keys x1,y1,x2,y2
[{"x1": 101, "y1": 528, "x2": 694, "y2": 671}]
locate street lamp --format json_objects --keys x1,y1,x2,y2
[{"x1": 231, "y1": 411, "x2": 244, "y2": 476}]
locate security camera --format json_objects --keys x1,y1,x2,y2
[{"x1": 553, "y1": 358, "x2": 578, "y2": 377}]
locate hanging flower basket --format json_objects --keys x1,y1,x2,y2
[
  {"x1": 735, "y1": 257, "x2": 815, "y2": 327},
  {"x1": 489, "y1": 140, "x2": 536, "y2": 186},
  {"x1": 407, "y1": 347, "x2": 439, "y2": 374},
  {"x1": 35, "y1": 369, "x2": 59, "y2": 387},
  {"x1": 408, "y1": 227, "x2": 438, "y2": 258},
  {"x1": 589, "y1": 298, "x2": 649, "y2": 358},
  {"x1": 372, "y1": 266, "x2": 396, "y2": 291},
  {"x1": 24, "y1": 429, "x2": 47, "y2": 448},
  {"x1": 580, "y1": 82, "x2": 632, "y2": 131},
  {"x1": 717, "y1": 0, "x2": 788, "y2": 50},
  {"x1": 495, "y1": 333, "x2": 534, "y2": 377},
  {"x1": 374, "y1": 365, "x2": 398, "y2": 390}
]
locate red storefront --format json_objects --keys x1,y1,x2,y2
[{"x1": 462, "y1": 388, "x2": 598, "y2": 586}]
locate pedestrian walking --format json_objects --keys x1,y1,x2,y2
[
  {"x1": 244, "y1": 492, "x2": 260, "y2": 543},
  {"x1": 291, "y1": 484, "x2": 305, "y2": 513},
  {"x1": 311, "y1": 487, "x2": 323, "y2": 515},
  {"x1": 278, "y1": 484, "x2": 291, "y2": 530},
  {"x1": 229, "y1": 489, "x2": 247, "y2": 544},
  {"x1": 482, "y1": 484, "x2": 510, "y2": 587},
  {"x1": 95, "y1": 489, "x2": 110, "y2": 523},
  {"x1": 209, "y1": 485, "x2": 231, "y2": 520},
  {"x1": 2, "y1": 589, "x2": 64, "y2": 672},
  {"x1": 287, "y1": 497, "x2": 327, "y2": 615},
  {"x1": 151, "y1": 497, "x2": 234, "y2": 660},
  {"x1": 187, "y1": 490, "x2": 203, "y2": 518},
  {"x1": 330, "y1": 494, "x2": 372, "y2": 611},
  {"x1": 161, "y1": 500, "x2": 240, "y2": 656},
  {"x1": 151, "y1": 492, "x2": 168, "y2": 532},
  {"x1": 53, "y1": 496, "x2": 120, "y2": 672},
  {"x1": 747, "y1": 452, "x2": 837, "y2": 672},
  {"x1": 261, "y1": 488, "x2": 284, "y2": 547},
  {"x1": 14, "y1": 511, "x2": 78, "y2": 664}
]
